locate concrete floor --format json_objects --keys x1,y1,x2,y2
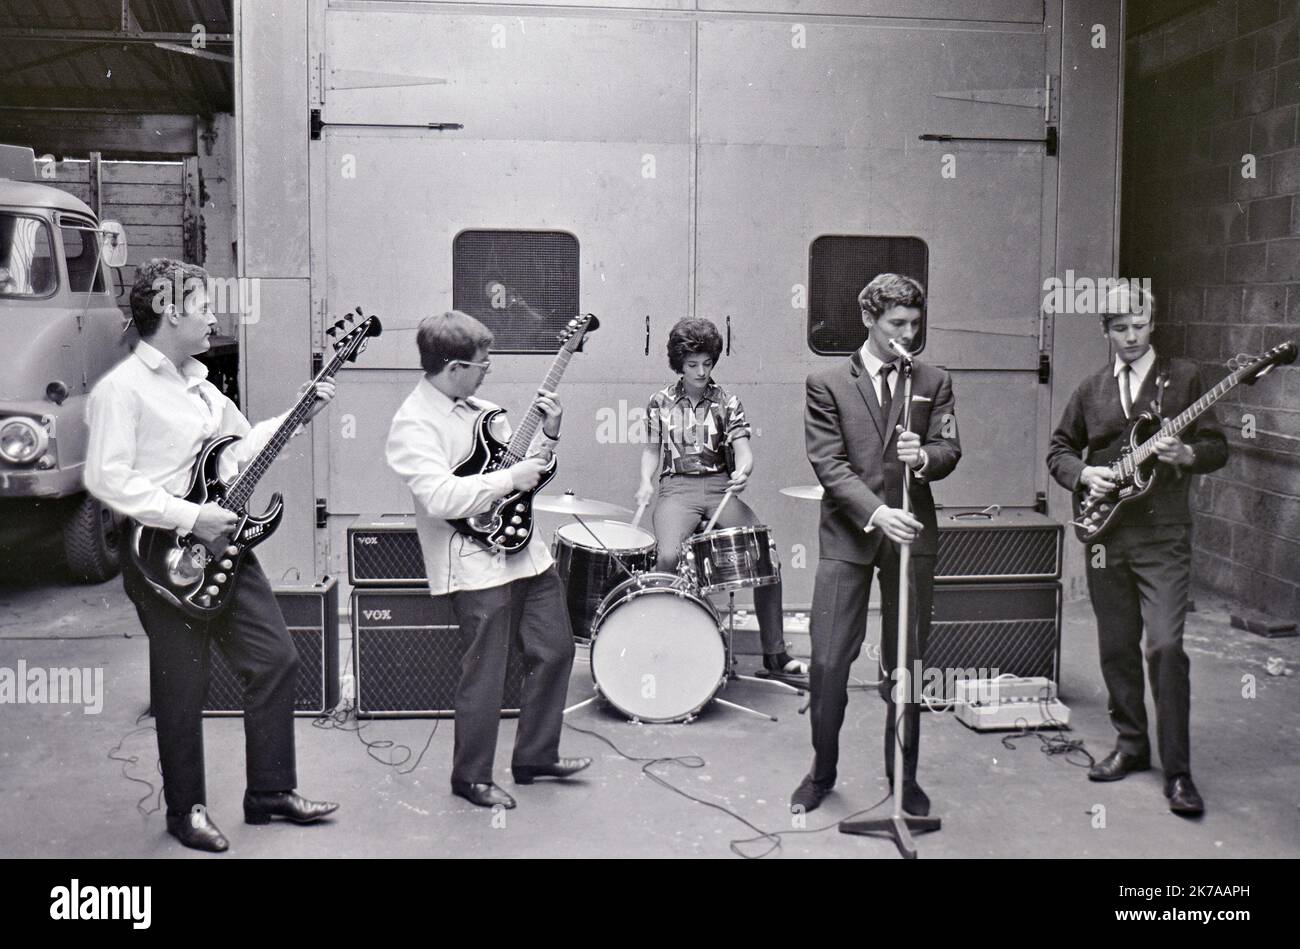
[{"x1": 1, "y1": 559, "x2": 1297, "y2": 859}]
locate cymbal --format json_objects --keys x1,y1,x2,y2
[
  {"x1": 780, "y1": 484, "x2": 824, "y2": 501},
  {"x1": 534, "y1": 492, "x2": 632, "y2": 516}
]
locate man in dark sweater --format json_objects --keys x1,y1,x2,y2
[{"x1": 1047, "y1": 285, "x2": 1227, "y2": 817}]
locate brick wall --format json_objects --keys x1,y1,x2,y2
[{"x1": 1124, "y1": 0, "x2": 1300, "y2": 617}]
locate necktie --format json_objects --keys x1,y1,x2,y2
[
  {"x1": 879, "y1": 363, "x2": 895, "y2": 423},
  {"x1": 1120, "y1": 365, "x2": 1133, "y2": 419}
]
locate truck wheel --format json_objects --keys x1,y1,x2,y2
[{"x1": 63, "y1": 494, "x2": 124, "y2": 583}]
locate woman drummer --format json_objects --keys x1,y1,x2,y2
[{"x1": 635, "y1": 317, "x2": 807, "y2": 677}]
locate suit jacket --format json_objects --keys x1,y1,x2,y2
[
  {"x1": 1046, "y1": 355, "x2": 1227, "y2": 528},
  {"x1": 805, "y1": 350, "x2": 961, "y2": 563}
]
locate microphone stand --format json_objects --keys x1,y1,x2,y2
[{"x1": 839, "y1": 346, "x2": 941, "y2": 857}]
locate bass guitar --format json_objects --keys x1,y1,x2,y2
[{"x1": 128, "y1": 309, "x2": 382, "y2": 617}]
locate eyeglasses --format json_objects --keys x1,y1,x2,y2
[{"x1": 450, "y1": 358, "x2": 492, "y2": 373}]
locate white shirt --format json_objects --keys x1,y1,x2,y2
[
  {"x1": 385, "y1": 377, "x2": 559, "y2": 595},
  {"x1": 1114, "y1": 346, "x2": 1157, "y2": 415},
  {"x1": 84, "y1": 342, "x2": 288, "y2": 533},
  {"x1": 858, "y1": 342, "x2": 928, "y2": 533},
  {"x1": 859, "y1": 342, "x2": 902, "y2": 407}
]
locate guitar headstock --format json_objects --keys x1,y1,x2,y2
[
  {"x1": 1229, "y1": 340, "x2": 1297, "y2": 384},
  {"x1": 558, "y1": 313, "x2": 600, "y2": 354},
  {"x1": 325, "y1": 307, "x2": 384, "y2": 362}
]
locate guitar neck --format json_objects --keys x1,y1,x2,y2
[
  {"x1": 1130, "y1": 367, "x2": 1244, "y2": 466},
  {"x1": 502, "y1": 347, "x2": 575, "y2": 462},
  {"x1": 224, "y1": 348, "x2": 348, "y2": 511}
]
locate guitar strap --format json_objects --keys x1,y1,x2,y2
[{"x1": 1151, "y1": 357, "x2": 1168, "y2": 418}]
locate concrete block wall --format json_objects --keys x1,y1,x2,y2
[{"x1": 1123, "y1": 0, "x2": 1300, "y2": 616}]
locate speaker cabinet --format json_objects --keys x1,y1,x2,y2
[
  {"x1": 351, "y1": 588, "x2": 524, "y2": 718},
  {"x1": 203, "y1": 578, "x2": 340, "y2": 716},
  {"x1": 348, "y1": 515, "x2": 426, "y2": 586},
  {"x1": 935, "y1": 508, "x2": 1063, "y2": 582},
  {"x1": 923, "y1": 581, "x2": 1062, "y2": 701}
]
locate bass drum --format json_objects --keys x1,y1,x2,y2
[{"x1": 589, "y1": 573, "x2": 727, "y2": 723}]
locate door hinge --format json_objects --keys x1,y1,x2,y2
[
  {"x1": 310, "y1": 108, "x2": 324, "y2": 140},
  {"x1": 1038, "y1": 352, "x2": 1051, "y2": 383},
  {"x1": 1034, "y1": 491, "x2": 1047, "y2": 515},
  {"x1": 315, "y1": 498, "x2": 329, "y2": 529},
  {"x1": 312, "y1": 351, "x2": 323, "y2": 376}
]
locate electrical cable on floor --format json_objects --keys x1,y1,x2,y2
[
  {"x1": 562, "y1": 718, "x2": 891, "y2": 859},
  {"x1": 310, "y1": 630, "x2": 439, "y2": 773},
  {"x1": 312, "y1": 701, "x2": 439, "y2": 774},
  {"x1": 998, "y1": 695, "x2": 1095, "y2": 768},
  {"x1": 107, "y1": 724, "x2": 164, "y2": 818}
]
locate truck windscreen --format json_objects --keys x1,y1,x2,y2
[{"x1": 0, "y1": 213, "x2": 57, "y2": 298}]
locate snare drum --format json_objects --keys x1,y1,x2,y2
[
  {"x1": 680, "y1": 525, "x2": 781, "y2": 595},
  {"x1": 589, "y1": 573, "x2": 727, "y2": 723},
  {"x1": 552, "y1": 521, "x2": 657, "y2": 640}
]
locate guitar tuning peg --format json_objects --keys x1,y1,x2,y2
[{"x1": 325, "y1": 325, "x2": 337, "y2": 337}]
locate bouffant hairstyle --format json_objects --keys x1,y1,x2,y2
[{"x1": 667, "y1": 317, "x2": 724, "y2": 374}]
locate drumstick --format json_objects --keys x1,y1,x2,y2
[
  {"x1": 702, "y1": 489, "x2": 734, "y2": 534},
  {"x1": 631, "y1": 500, "x2": 648, "y2": 531}
]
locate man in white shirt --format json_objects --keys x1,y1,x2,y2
[
  {"x1": 85, "y1": 258, "x2": 340, "y2": 852},
  {"x1": 386, "y1": 310, "x2": 591, "y2": 810}
]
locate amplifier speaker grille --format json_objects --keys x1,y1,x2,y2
[
  {"x1": 203, "y1": 579, "x2": 340, "y2": 716},
  {"x1": 922, "y1": 582, "x2": 1061, "y2": 701},
  {"x1": 349, "y1": 517, "x2": 426, "y2": 585},
  {"x1": 353, "y1": 589, "x2": 524, "y2": 717},
  {"x1": 934, "y1": 509, "x2": 1063, "y2": 581}
]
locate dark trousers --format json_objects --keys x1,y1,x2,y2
[
  {"x1": 1086, "y1": 524, "x2": 1193, "y2": 777},
  {"x1": 653, "y1": 472, "x2": 786, "y2": 655},
  {"x1": 122, "y1": 555, "x2": 299, "y2": 815},
  {"x1": 807, "y1": 549, "x2": 934, "y2": 788},
  {"x1": 447, "y1": 566, "x2": 576, "y2": 785}
]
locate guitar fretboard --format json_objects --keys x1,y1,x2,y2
[
  {"x1": 501, "y1": 347, "x2": 576, "y2": 464},
  {"x1": 1126, "y1": 366, "x2": 1245, "y2": 470},
  {"x1": 222, "y1": 340, "x2": 354, "y2": 511}
]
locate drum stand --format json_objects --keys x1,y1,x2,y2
[
  {"x1": 837, "y1": 349, "x2": 941, "y2": 858},
  {"x1": 719, "y1": 590, "x2": 804, "y2": 706}
]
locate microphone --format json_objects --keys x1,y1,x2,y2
[{"x1": 887, "y1": 337, "x2": 914, "y2": 364}]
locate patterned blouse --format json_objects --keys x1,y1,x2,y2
[{"x1": 645, "y1": 379, "x2": 752, "y2": 477}]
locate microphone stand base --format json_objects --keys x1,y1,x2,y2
[{"x1": 838, "y1": 814, "x2": 941, "y2": 859}]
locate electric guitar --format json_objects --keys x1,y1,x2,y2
[
  {"x1": 1072, "y1": 341, "x2": 1296, "y2": 542},
  {"x1": 128, "y1": 309, "x2": 382, "y2": 618},
  {"x1": 450, "y1": 313, "x2": 600, "y2": 553}
]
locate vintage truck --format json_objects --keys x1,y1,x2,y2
[{"x1": 0, "y1": 144, "x2": 130, "y2": 582}]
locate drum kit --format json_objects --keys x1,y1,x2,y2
[{"x1": 538, "y1": 489, "x2": 806, "y2": 724}]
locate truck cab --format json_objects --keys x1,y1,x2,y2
[{"x1": 0, "y1": 144, "x2": 131, "y2": 581}]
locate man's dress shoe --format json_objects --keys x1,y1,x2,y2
[
  {"x1": 1165, "y1": 775, "x2": 1205, "y2": 817},
  {"x1": 452, "y1": 781, "x2": 517, "y2": 809},
  {"x1": 790, "y1": 775, "x2": 833, "y2": 813},
  {"x1": 1088, "y1": 749, "x2": 1151, "y2": 782},
  {"x1": 512, "y1": 756, "x2": 593, "y2": 784},
  {"x1": 901, "y1": 781, "x2": 931, "y2": 817},
  {"x1": 166, "y1": 806, "x2": 229, "y2": 853},
  {"x1": 243, "y1": 790, "x2": 340, "y2": 825}
]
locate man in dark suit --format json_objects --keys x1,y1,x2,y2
[
  {"x1": 792, "y1": 274, "x2": 961, "y2": 816},
  {"x1": 1047, "y1": 285, "x2": 1226, "y2": 817}
]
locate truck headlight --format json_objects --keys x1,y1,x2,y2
[{"x1": 0, "y1": 417, "x2": 48, "y2": 464}]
